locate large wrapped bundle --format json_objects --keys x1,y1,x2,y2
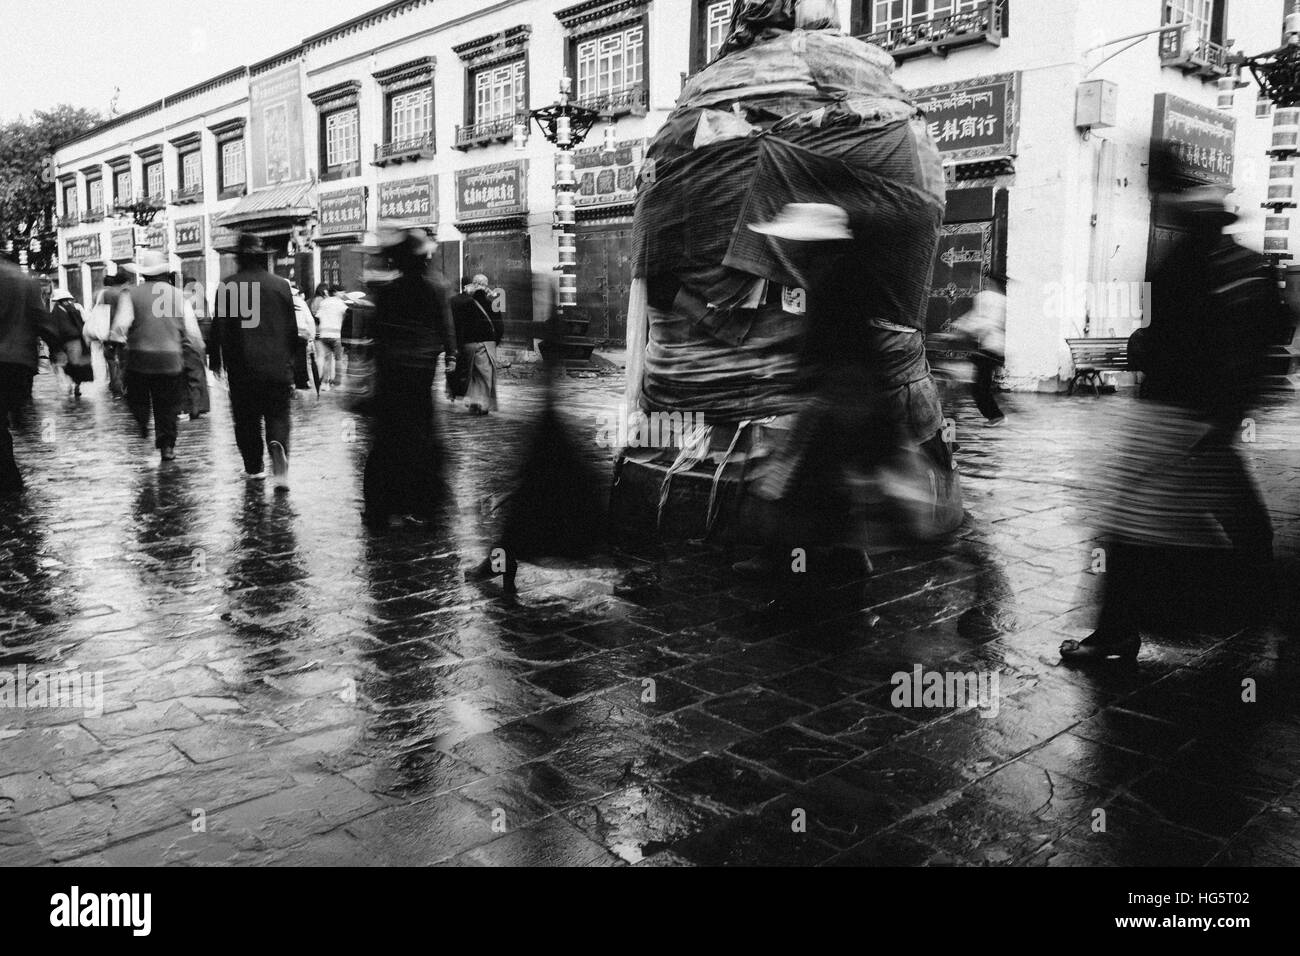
[{"x1": 630, "y1": 0, "x2": 945, "y2": 424}]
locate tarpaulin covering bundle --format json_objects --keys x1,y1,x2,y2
[{"x1": 630, "y1": 21, "x2": 946, "y2": 423}]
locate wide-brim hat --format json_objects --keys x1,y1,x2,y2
[
  {"x1": 50, "y1": 288, "x2": 74, "y2": 302},
  {"x1": 749, "y1": 202, "x2": 853, "y2": 241},
  {"x1": 124, "y1": 249, "x2": 170, "y2": 277},
  {"x1": 1175, "y1": 186, "x2": 1239, "y2": 226},
  {"x1": 378, "y1": 226, "x2": 435, "y2": 258},
  {"x1": 234, "y1": 232, "x2": 266, "y2": 256}
]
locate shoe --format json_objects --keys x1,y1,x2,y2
[
  {"x1": 985, "y1": 416, "x2": 1006, "y2": 427},
  {"x1": 244, "y1": 470, "x2": 267, "y2": 481},
  {"x1": 269, "y1": 441, "x2": 289, "y2": 491},
  {"x1": 160, "y1": 447, "x2": 176, "y2": 462},
  {"x1": 1059, "y1": 632, "x2": 1140, "y2": 665}
]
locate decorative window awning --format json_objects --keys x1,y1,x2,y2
[
  {"x1": 308, "y1": 80, "x2": 361, "y2": 112},
  {"x1": 556, "y1": 0, "x2": 649, "y2": 39},
  {"x1": 453, "y1": 25, "x2": 531, "y2": 70},
  {"x1": 169, "y1": 131, "x2": 201, "y2": 151},
  {"x1": 209, "y1": 117, "x2": 246, "y2": 143},
  {"x1": 107, "y1": 155, "x2": 131, "y2": 170},
  {"x1": 373, "y1": 56, "x2": 436, "y2": 92},
  {"x1": 135, "y1": 144, "x2": 163, "y2": 162}
]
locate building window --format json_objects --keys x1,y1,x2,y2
[
  {"x1": 144, "y1": 161, "x2": 163, "y2": 200},
  {"x1": 1258, "y1": 93, "x2": 1273, "y2": 119},
  {"x1": 62, "y1": 183, "x2": 77, "y2": 217},
  {"x1": 872, "y1": 0, "x2": 981, "y2": 31},
  {"x1": 389, "y1": 86, "x2": 432, "y2": 144},
  {"x1": 180, "y1": 151, "x2": 202, "y2": 190},
  {"x1": 703, "y1": 0, "x2": 733, "y2": 64},
  {"x1": 87, "y1": 178, "x2": 103, "y2": 211},
  {"x1": 114, "y1": 168, "x2": 131, "y2": 203},
  {"x1": 474, "y1": 60, "x2": 525, "y2": 125},
  {"x1": 220, "y1": 139, "x2": 246, "y2": 191},
  {"x1": 1163, "y1": 0, "x2": 1213, "y2": 43},
  {"x1": 576, "y1": 25, "x2": 644, "y2": 104},
  {"x1": 324, "y1": 107, "x2": 359, "y2": 170}
]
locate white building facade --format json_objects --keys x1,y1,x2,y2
[{"x1": 51, "y1": 0, "x2": 1285, "y2": 385}]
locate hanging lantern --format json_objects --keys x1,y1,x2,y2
[
  {"x1": 555, "y1": 188, "x2": 576, "y2": 226},
  {"x1": 556, "y1": 114, "x2": 572, "y2": 147}
]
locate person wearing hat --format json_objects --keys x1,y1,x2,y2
[
  {"x1": 209, "y1": 233, "x2": 309, "y2": 489},
  {"x1": 1061, "y1": 154, "x2": 1284, "y2": 666},
  {"x1": 361, "y1": 228, "x2": 457, "y2": 530},
  {"x1": 110, "y1": 249, "x2": 205, "y2": 462},
  {"x1": 48, "y1": 288, "x2": 94, "y2": 397},
  {"x1": 0, "y1": 254, "x2": 62, "y2": 496}
]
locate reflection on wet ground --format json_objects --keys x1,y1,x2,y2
[{"x1": 2, "y1": 369, "x2": 1299, "y2": 865}]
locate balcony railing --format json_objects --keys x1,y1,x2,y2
[
  {"x1": 80, "y1": 206, "x2": 105, "y2": 224},
  {"x1": 171, "y1": 183, "x2": 204, "y2": 204},
  {"x1": 1159, "y1": 26, "x2": 1229, "y2": 78},
  {"x1": 453, "y1": 116, "x2": 519, "y2": 151},
  {"x1": 860, "y1": 1, "x2": 1004, "y2": 62},
  {"x1": 373, "y1": 131, "x2": 435, "y2": 166},
  {"x1": 575, "y1": 84, "x2": 649, "y2": 118},
  {"x1": 57, "y1": 212, "x2": 79, "y2": 229}
]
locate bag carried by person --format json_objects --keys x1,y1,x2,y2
[
  {"x1": 86, "y1": 297, "x2": 113, "y2": 343},
  {"x1": 446, "y1": 351, "x2": 470, "y2": 400}
]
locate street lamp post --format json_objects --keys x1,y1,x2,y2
[{"x1": 522, "y1": 76, "x2": 602, "y2": 361}]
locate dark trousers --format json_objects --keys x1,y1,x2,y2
[
  {"x1": 229, "y1": 379, "x2": 291, "y2": 475},
  {"x1": 0, "y1": 363, "x2": 34, "y2": 495},
  {"x1": 363, "y1": 368, "x2": 441, "y2": 521},
  {"x1": 125, "y1": 370, "x2": 183, "y2": 450},
  {"x1": 971, "y1": 352, "x2": 1003, "y2": 421}
]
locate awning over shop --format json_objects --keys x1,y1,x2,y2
[{"x1": 216, "y1": 180, "x2": 317, "y2": 230}]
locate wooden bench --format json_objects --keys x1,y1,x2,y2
[{"x1": 1065, "y1": 337, "x2": 1130, "y2": 395}]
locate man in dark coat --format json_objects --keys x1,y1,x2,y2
[
  {"x1": 448, "y1": 275, "x2": 503, "y2": 413},
  {"x1": 0, "y1": 255, "x2": 62, "y2": 496},
  {"x1": 210, "y1": 234, "x2": 309, "y2": 489}
]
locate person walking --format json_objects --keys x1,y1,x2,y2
[
  {"x1": 361, "y1": 229, "x2": 457, "y2": 532},
  {"x1": 209, "y1": 234, "x2": 308, "y2": 489},
  {"x1": 449, "y1": 274, "x2": 502, "y2": 415},
  {"x1": 109, "y1": 250, "x2": 205, "y2": 463},
  {"x1": 1061, "y1": 176, "x2": 1282, "y2": 665},
  {"x1": 314, "y1": 286, "x2": 348, "y2": 391},
  {"x1": 94, "y1": 270, "x2": 131, "y2": 398},
  {"x1": 0, "y1": 255, "x2": 61, "y2": 497},
  {"x1": 49, "y1": 289, "x2": 94, "y2": 397},
  {"x1": 179, "y1": 278, "x2": 211, "y2": 420},
  {"x1": 951, "y1": 275, "x2": 1007, "y2": 425}
]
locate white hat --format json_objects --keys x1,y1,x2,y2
[
  {"x1": 50, "y1": 288, "x2": 74, "y2": 302},
  {"x1": 749, "y1": 203, "x2": 853, "y2": 241},
  {"x1": 124, "y1": 249, "x2": 170, "y2": 277}
]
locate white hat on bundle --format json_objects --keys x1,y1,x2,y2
[{"x1": 748, "y1": 202, "x2": 852, "y2": 241}]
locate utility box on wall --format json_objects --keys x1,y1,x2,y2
[{"x1": 1076, "y1": 79, "x2": 1118, "y2": 129}]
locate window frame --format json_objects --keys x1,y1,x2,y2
[
  {"x1": 62, "y1": 182, "x2": 78, "y2": 218},
  {"x1": 179, "y1": 149, "x2": 202, "y2": 193},
  {"x1": 143, "y1": 160, "x2": 164, "y2": 202},
  {"x1": 386, "y1": 84, "x2": 434, "y2": 146},
  {"x1": 86, "y1": 177, "x2": 104, "y2": 213},
  {"x1": 471, "y1": 58, "x2": 526, "y2": 127},
  {"x1": 219, "y1": 138, "x2": 247, "y2": 195},
  {"x1": 573, "y1": 22, "x2": 646, "y2": 106},
  {"x1": 852, "y1": 0, "x2": 1008, "y2": 37}
]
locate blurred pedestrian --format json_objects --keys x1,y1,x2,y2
[
  {"x1": 49, "y1": 289, "x2": 94, "y2": 397},
  {"x1": 179, "y1": 278, "x2": 211, "y2": 420},
  {"x1": 0, "y1": 255, "x2": 61, "y2": 496},
  {"x1": 109, "y1": 251, "x2": 205, "y2": 463},
  {"x1": 1063, "y1": 178, "x2": 1283, "y2": 664},
  {"x1": 94, "y1": 270, "x2": 131, "y2": 398},
  {"x1": 951, "y1": 274, "x2": 1006, "y2": 425},
  {"x1": 449, "y1": 273, "x2": 502, "y2": 415},
  {"x1": 315, "y1": 286, "x2": 348, "y2": 391},
  {"x1": 361, "y1": 228, "x2": 457, "y2": 532},
  {"x1": 209, "y1": 234, "x2": 309, "y2": 489}
]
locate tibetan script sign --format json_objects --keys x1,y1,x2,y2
[
  {"x1": 65, "y1": 234, "x2": 102, "y2": 263},
  {"x1": 1151, "y1": 93, "x2": 1236, "y2": 187},
  {"x1": 174, "y1": 217, "x2": 205, "y2": 254},
  {"x1": 109, "y1": 228, "x2": 134, "y2": 260},
  {"x1": 910, "y1": 72, "x2": 1020, "y2": 162},
  {"x1": 456, "y1": 160, "x2": 526, "y2": 221},
  {"x1": 143, "y1": 224, "x2": 168, "y2": 253},
  {"x1": 319, "y1": 187, "x2": 368, "y2": 236},
  {"x1": 574, "y1": 140, "x2": 643, "y2": 207},
  {"x1": 378, "y1": 176, "x2": 437, "y2": 226}
]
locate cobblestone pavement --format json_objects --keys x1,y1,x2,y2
[{"x1": 2, "y1": 365, "x2": 1299, "y2": 866}]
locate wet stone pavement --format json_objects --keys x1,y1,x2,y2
[{"x1": 3, "y1": 365, "x2": 1300, "y2": 867}]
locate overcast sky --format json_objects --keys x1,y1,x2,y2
[{"x1": 1, "y1": 0, "x2": 385, "y2": 123}]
